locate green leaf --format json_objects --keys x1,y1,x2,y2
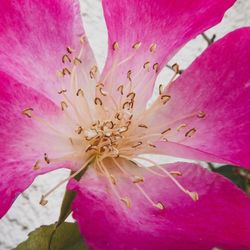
[
  {"x1": 211, "y1": 165, "x2": 249, "y2": 193},
  {"x1": 14, "y1": 222, "x2": 87, "y2": 250}
]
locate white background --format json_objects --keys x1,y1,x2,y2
[{"x1": 0, "y1": 0, "x2": 249, "y2": 249}]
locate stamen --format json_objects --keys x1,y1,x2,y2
[
  {"x1": 177, "y1": 124, "x2": 187, "y2": 132},
  {"x1": 33, "y1": 160, "x2": 41, "y2": 170},
  {"x1": 121, "y1": 196, "x2": 132, "y2": 208},
  {"x1": 138, "y1": 124, "x2": 148, "y2": 128},
  {"x1": 80, "y1": 35, "x2": 86, "y2": 45},
  {"x1": 62, "y1": 54, "x2": 71, "y2": 63},
  {"x1": 127, "y1": 70, "x2": 132, "y2": 81},
  {"x1": 170, "y1": 171, "x2": 182, "y2": 176},
  {"x1": 132, "y1": 42, "x2": 141, "y2": 50},
  {"x1": 185, "y1": 128, "x2": 197, "y2": 137},
  {"x1": 150, "y1": 43, "x2": 157, "y2": 53},
  {"x1": 66, "y1": 47, "x2": 74, "y2": 54},
  {"x1": 197, "y1": 111, "x2": 206, "y2": 118},
  {"x1": 161, "y1": 128, "x2": 171, "y2": 134},
  {"x1": 58, "y1": 89, "x2": 67, "y2": 95},
  {"x1": 94, "y1": 97, "x2": 103, "y2": 106},
  {"x1": 132, "y1": 176, "x2": 144, "y2": 183},
  {"x1": 132, "y1": 142, "x2": 142, "y2": 148},
  {"x1": 117, "y1": 85, "x2": 124, "y2": 95},
  {"x1": 44, "y1": 153, "x2": 50, "y2": 164},
  {"x1": 90, "y1": 65, "x2": 98, "y2": 79},
  {"x1": 75, "y1": 126, "x2": 83, "y2": 135},
  {"x1": 62, "y1": 68, "x2": 71, "y2": 76},
  {"x1": 161, "y1": 95, "x2": 171, "y2": 104},
  {"x1": 126, "y1": 92, "x2": 136, "y2": 100},
  {"x1": 73, "y1": 57, "x2": 82, "y2": 65},
  {"x1": 76, "y1": 88, "x2": 84, "y2": 96},
  {"x1": 171, "y1": 63, "x2": 180, "y2": 73},
  {"x1": 143, "y1": 61, "x2": 150, "y2": 71},
  {"x1": 99, "y1": 88, "x2": 108, "y2": 96},
  {"x1": 112, "y1": 41, "x2": 119, "y2": 51},
  {"x1": 153, "y1": 63, "x2": 159, "y2": 73},
  {"x1": 159, "y1": 84, "x2": 164, "y2": 95},
  {"x1": 60, "y1": 101, "x2": 68, "y2": 111},
  {"x1": 22, "y1": 108, "x2": 33, "y2": 118}
]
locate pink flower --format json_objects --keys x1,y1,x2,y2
[{"x1": 0, "y1": 0, "x2": 250, "y2": 249}]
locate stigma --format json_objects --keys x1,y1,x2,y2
[{"x1": 22, "y1": 36, "x2": 205, "y2": 210}]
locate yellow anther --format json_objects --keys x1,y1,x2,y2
[
  {"x1": 76, "y1": 88, "x2": 84, "y2": 96},
  {"x1": 150, "y1": 43, "x2": 157, "y2": 53},
  {"x1": 154, "y1": 202, "x2": 165, "y2": 210},
  {"x1": 171, "y1": 63, "x2": 180, "y2": 73},
  {"x1": 132, "y1": 42, "x2": 141, "y2": 49},
  {"x1": 170, "y1": 171, "x2": 182, "y2": 176},
  {"x1": 121, "y1": 196, "x2": 132, "y2": 208},
  {"x1": 132, "y1": 176, "x2": 144, "y2": 183},
  {"x1": 73, "y1": 57, "x2": 82, "y2": 65},
  {"x1": 143, "y1": 61, "x2": 150, "y2": 71},
  {"x1": 62, "y1": 54, "x2": 71, "y2": 63},
  {"x1": 112, "y1": 41, "x2": 119, "y2": 51},
  {"x1": 185, "y1": 128, "x2": 197, "y2": 137},
  {"x1": 90, "y1": 65, "x2": 98, "y2": 79},
  {"x1": 22, "y1": 108, "x2": 33, "y2": 118},
  {"x1": 197, "y1": 111, "x2": 206, "y2": 118},
  {"x1": 161, "y1": 95, "x2": 171, "y2": 104},
  {"x1": 62, "y1": 68, "x2": 71, "y2": 76},
  {"x1": 60, "y1": 101, "x2": 68, "y2": 111},
  {"x1": 153, "y1": 63, "x2": 159, "y2": 73},
  {"x1": 39, "y1": 195, "x2": 48, "y2": 206},
  {"x1": 80, "y1": 35, "x2": 86, "y2": 45},
  {"x1": 188, "y1": 191, "x2": 199, "y2": 201},
  {"x1": 177, "y1": 124, "x2": 187, "y2": 132}
]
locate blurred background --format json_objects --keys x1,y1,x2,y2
[{"x1": 0, "y1": 0, "x2": 249, "y2": 249}]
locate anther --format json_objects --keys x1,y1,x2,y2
[
  {"x1": 110, "y1": 175, "x2": 117, "y2": 185},
  {"x1": 138, "y1": 124, "x2": 148, "y2": 128},
  {"x1": 115, "y1": 113, "x2": 122, "y2": 120},
  {"x1": 127, "y1": 92, "x2": 136, "y2": 100},
  {"x1": 171, "y1": 63, "x2": 180, "y2": 73},
  {"x1": 161, "y1": 95, "x2": 171, "y2": 104},
  {"x1": 188, "y1": 191, "x2": 199, "y2": 201},
  {"x1": 58, "y1": 89, "x2": 67, "y2": 95},
  {"x1": 170, "y1": 171, "x2": 182, "y2": 176},
  {"x1": 62, "y1": 68, "x2": 71, "y2": 76},
  {"x1": 112, "y1": 41, "x2": 119, "y2": 51},
  {"x1": 85, "y1": 145, "x2": 97, "y2": 152},
  {"x1": 94, "y1": 97, "x2": 103, "y2": 106},
  {"x1": 80, "y1": 35, "x2": 86, "y2": 45},
  {"x1": 150, "y1": 43, "x2": 157, "y2": 53},
  {"x1": 22, "y1": 108, "x2": 33, "y2": 118},
  {"x1": 118, "y1": 126, "x2": 128, "y2": 133},
  {"x1": 132, "y1": 176, "x2": 144, "y2": 183},
  {"x1": 153, "y1": 63, "x2": 159, "y2": 73},
  {"x1": 62, "y1": 54, "x2": 71, "y2": 63},
  {"x1": 76, "y1": 88, "x2": 84, "y2": 96},
  {"x1": 159, "y1": 84, "x2": 164, "y2": 95},
  {"x1": 33, "y1": 160, "x2": 41, "y2": 170},
  {"x1": 99, "y1": 88, "x2": 108, "y2": 96},
  {"x1": 154, "y1": 202, "x2": 165, "y2": 210},
  {"x1": 117, "y1": 85, "x2": 124, "y2": 95},
  {"x1": 39, "y1": 195, "x2": 48, "y2": 206},
  {"x1": 127, "y1": 70, "x2": 132, "y2": 81},
  {"x1": 96, "y1": 82, "x2": 104, "y2": 88},
  {"x1": 75, "y1": 126, "x2": 83, "y2": 135},
  {"x1": 66, "y1": 47, "x2": 74, "y2": 54},
  {"x1": 177, "y1": 124, "x2": 187, "y2": 132},
  {"x1": 185, "y1": 128, "x2": 197, "y2": 137},
  {"x1": 132, "y1": 142, "x2": 142, "y2": 148},
  {"x1": 161, "y1": 128, "x2": 171, "y2": 134},
  {"x1": 90, "y1": 65, "x2": 98, "y2": 79},
  {"x1": 143, "y1": 61, "x2": 150, "y2": 71},
  {"x1": 121, "y1": 197, "x2": 132, "y2": 208},
  {"x1": 148, "y1": 144, "x2": 156, "y2": 148},
  {"x1": 132, "y1": 42, "x2": 141, "y2": 49},
  {"x1": 197, "y1": 111, "x2": 206, "y2": 118},
  {"x1": 60, "y1": 101, "x2": 68, "y2": 111},
  {"x1": 73, "y1": 57, "x2": 82, "y2": 65},
  {"x1": 44, "y1": 153, "x2": 50, "y2": 164}
]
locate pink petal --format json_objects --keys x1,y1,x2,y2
[
  {"x1": 101, "y1": 0, "x2": 236, "y2": 110},
  {"x1": 0, "y1": 0, "x2": 97, "y2": 103},
  {"x1": 153, "y1": 28, "x2": 250, "y2": 168},
  {"x1": 0, "y1": 72, "x2": 74, "y2": 218},
  {"x1": 70, "y1": 162, "x2": 250, "y2": 250}
]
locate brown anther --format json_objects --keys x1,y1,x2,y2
[
  {"x1": 94, "y1": 97, "x2": 103, "y2": 106},
  {"x1": 197, "y1": 111, "x2": 206, "y2": 118},
  {"x1": 80, "y1": 35, "x2": 86, "y2": 45},
  {"x1": 159, "y1": 84, "x2": 164, "y2": 95},
  {"x1": 56, "y1": 70, "x2": 64, "y2": 78},
  {"x1": 154, "y1": 202, "x2": 165, "y2": 210},
  {"x1": 132, "y1": 42, "x2": 141, "y2": 49},
  {"x1": 126, "y1": 120, "x2": 132, "y2": 127},
  {"x1": 121, "y1": 197, "x2": 132, "y2": 208},
  {"x1": 143, "y1": 61, "x2": 150, "y2": 71},
  {"x1": 58, "y1": 89, "x2": 67, "y2": 95},
  {"x1": 117, "y1": 85, "x2": 124, "y2": 95},
  {"x1": 60, "y1": 101, "x2": 68, "y2": 111},
  {"x1": 127, "y1": 70, "x2": 132, "y2": 81},
  {"x1": 22, "y1": 108, "x2": 33, "y2": 118},
  {"x1": 90, "y1": 65, "x2": 98, "y2": 79},
  {"x1": 170, "y1": 171, "x2": 182, "y2": 176},
  {"x1": 127, "y1": 92, "x2": 136, "y2": 100},
  {"x1": 150, "y1": 43, "x2": 157, "y2": 53},
  {"x1": 66, "y1": 47, "x2": 74, "y2": 54},
  {"x1": 188, "y1": 191, "x2": 199, "y2": 201},
  {"x1": 105, "y1": 121, "x2": 114, "y2": 129},
  {"x1": 161, "y1": 128, "x2": 171, "y2": 134},
  {"x1": 33, "y1": 160, "x2": 40, "y2": 170},
  {"x1": 62, "y1": 67, "x2": 71, "y2": 76},
  {"x1": 75, "y1": 126, "x2": 83, "y2": 135},
  {"x1": 85, "y1": 145, "x2": 97, "y2": 152},
  {"x1": 148, "y1": 144, "x2": 156, "y2": 148},
  {"x1": 115, "y1": 113, "x2": 122, "y2": 120},
  {"x1": 162, "y1": 138, "x2": 168, "y2": 142},
  {"x1": 132, "y1": 176, "x2": 144, "y2": 183},
  {"x1": 118, "y1": 126, "x2": 128, "y2": 133},
  {"x1": 138, "y1": 124, "x2": 148, "y2": 128},
  {"x1": 132, "y1": 141, "x2": 142, "y2": 148},
  {"x1": 128, "y1": 114, "x2": 133, "y2": 120},
  {"x1": 122, "y1": 101, "x2": 131, "y2": 110},
  {"x1": 171, "y1": 63, "x2": 180, "y2": 73},
  {"x1": 44, "y1": 153, "x2": 50, "y2": 164},
  {"x1": 153, "y1": 63, "x2": 159, "y2": 73},
  {"x1": 99, "y1": 88, "x2": 108, "y2": 96},
  {"x1": 112, "y1": 41, "x2": 119, "y2": 51},
  {"x1": 161, "y1": 95, "x2": 171, "y2": 104},
  {"x1": 69, "y1": 137, "x2": 74, "y2": 145},
  {"x1": 62, "y1": 54, "x2": 71, "y2": 63},
  {"x1": 76, "y1": 88, "x2": 84, "y2": 96},
  {"x1": 110, "y1": 175, "x2": 117, "y2": 185},
  {"x1": 39, "y1": 195, "x2": 48, "y2": 206},
  {"x1": 96, "y1": 82, "x2": 104, "y2": 88},
  {"x1": 185, "y1": 128, "x2": 197, "y2": 137},
  {"x1": 73, "y1": 57, "x2": 82, "y2": 65},
  {"x1": 177, "y1": 124, "x2": 187, "y2": 132}
]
